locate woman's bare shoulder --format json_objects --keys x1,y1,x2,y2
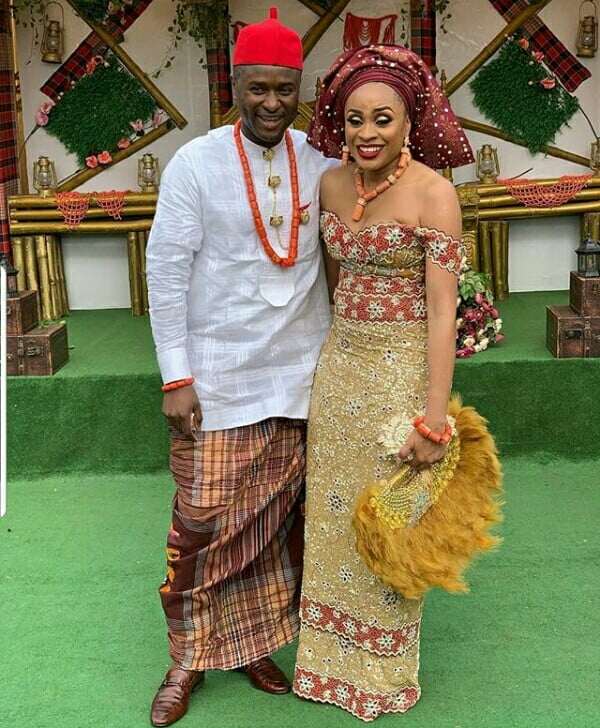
[{"x1": 321, "y1": 165, "x2": 352, "y2": 206}]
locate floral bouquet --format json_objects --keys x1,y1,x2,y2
[{"x1": 456, "y1": 269, "x2": 504, "y2": 358}]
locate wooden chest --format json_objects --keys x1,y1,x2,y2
[
  {"x1": 569, "y1": 272, "x2": 600, "y2": 317},
  {"x1": 6, "y1": 322, "x2": 69, "y2": 376},
  {"x1": 6, "y1": 290, "x2": 39, "y2": 336},
  {"x1": 546, "y1": 305, "x2": 600, "y2": 358}
]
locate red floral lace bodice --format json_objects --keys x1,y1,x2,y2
[{"x1": 321, "y1": 210, "x2": 466, "y2": 325}]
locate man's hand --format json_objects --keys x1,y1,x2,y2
[{"x1": 163, "y1": 386, "x2": 202, "y2": 437}]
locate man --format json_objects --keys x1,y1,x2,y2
[{"x1": 146, "y1": 8, "x2": 332, "y2": 726}]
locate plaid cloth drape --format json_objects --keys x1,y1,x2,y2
[
  {"x1": 0, "y1": 1, "x2": 19, "y2": 257},
  {"x1": 40, "y1": 0, "x2": 154, "y2": 102},
  {"x1": 410, "y1": 0, "x2": 436, "y2": 71},
  {"x1": 206, "y1": 2, "x2": 232, "y2": 117},
  {"x1": 489, "y1": 0, "x2": 591, "y2": 92}
]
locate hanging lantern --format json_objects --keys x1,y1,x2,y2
[
  {"x1": 32, "y1": 156, "x2": 58, "y2": 197},
  {"x1": 575, "y1": 235, "x2": 600, "y2": 277},
  {"x1": 476, "y1": 144, "x2": 500, "y2": 184},
  {"x1": 40, "y1": 2, "x2": 64, "y2": 64},
  {"x1": 576, "y1": 1, "x2": 598, "y2": 58},
  {"x1": 137, "y1": 153, "x2": 160, "y2": 193},
  {"x1": 0, "y1": 254, "x2": 20, "y2": 298}
]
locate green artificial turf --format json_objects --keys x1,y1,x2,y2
[{"x1": 1, "y1": 457, "x2": 598, "y2": 728}]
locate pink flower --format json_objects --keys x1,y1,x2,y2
[
  {"x1": 40, "y1": 101, "x2": 54, "y2": 114},
  {"x1": 152, "y1": 110, "x2": 163, "y2": 128},
  {"x1": 117, "y1": 138, "x2": 131, "y2": 149},
  {"x1": 130, "y1": 119, "x2": 144, "y2": 132},
  {"x1": 517, "y1": 38, "x2": 529, "y2": 50},
  {"x1": 97, "y1": 151, "x2": 112, "y2": 164},
  {"x1": 495, "y1": 333, "x2": 505, "y2": 343},
  {"x1": 86, "y1": 155, "x2": 99, "y2": 169},
  {"x1": 532, "y1": 51, "x2": 544, "y2": 62},
  {"x1": 490, "y1": 307, "x2": 499, "y2": 318},
  {"x1": 474, "y1": 292, "x2": 484, "y2": 305},
  {"x1": 36, "y1": 110, "x2": 49, "y2": 126},
  {"x1": 540, "y1": 78, "x2": 556, "y2": 90}
]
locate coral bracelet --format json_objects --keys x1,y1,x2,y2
[
  {"x1": 413, "y1": 415, "x2": 452, "y2": 445},
  {"x1": 161, "y1": 377, "x2": 195, "y2": 392}
]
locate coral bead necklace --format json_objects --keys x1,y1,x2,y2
[
  {"x1": 234, "y1": 120, "x2": 300, "y2": 267},
  {"x1": 352, "y1": 146, "x2": 411, "y2": 222}
]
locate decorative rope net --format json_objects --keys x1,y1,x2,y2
[
  {"x1": 55, "y1": 191, "x2": 91, "y2": 229},
  {"x1": 95, "y1": 189, "x2": 128, "y2": 220},
  {"x1": 498, "y1": 174, "x2": 594, "y2": 208}
]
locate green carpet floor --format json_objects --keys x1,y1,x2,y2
[
  {"x1": 9, "y1": 290, "x2": 600, "y2": 478},
  {"x1": 1, "y1": 457, "x2": 598, "y2": 728}
]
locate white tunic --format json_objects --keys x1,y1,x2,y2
[{"x1": 146, "y1": 125, "x2": 334, "y2": 431}]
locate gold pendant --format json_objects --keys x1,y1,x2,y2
[
  {"x1": 262, "y1": 148, "x2": 275, "y2": 161},
  {"x1": 268, "y1": 175, "x2": 281, "y2": 188},
  {"x1": 300, "y1": 209, "x2": 310, "y2": 225},
  {"x1": 270, "y1": 215, "x2": 284, "y2": 227}
]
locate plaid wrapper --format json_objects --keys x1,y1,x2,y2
[
  {"x1": 410, "y1": 0, "x2": 436, "y2": 70},
  {"x1": 160, "y1": 417, "x2": 306, "y2": 671},
  {"x1": 0, "y1": 3, "x2": 19, "y2": 257},
  {"x1": 40, "y1": 0, "x2": 154, "y2": 102},
  {"x1": 206, "y1": 38, "x2": 232, "y2": 116},
  {"x1": 489, "y1": 0, "x2": 591, "y2": 92}
]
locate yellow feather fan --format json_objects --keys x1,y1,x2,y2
[{"x1": 352, "y1": 396, "x2": 503, "y2": 600}]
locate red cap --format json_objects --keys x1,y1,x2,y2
[{"x1": 233, "y1": 7, "x2": 303, "y2": 70}]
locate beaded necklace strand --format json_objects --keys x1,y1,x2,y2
[
  {"x1": 234, "y1": 120, "x2": 300, "y2": 267},
  {"x1": 352, "y1": 146, "x2": 411, "y2": 222}
]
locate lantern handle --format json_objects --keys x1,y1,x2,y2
[
  {"x1": 44, "y1": 1, "x2": 65, "y2": 25},
  {"x1": 580, "y1": 0, "x2": 598, "y2": 22}
]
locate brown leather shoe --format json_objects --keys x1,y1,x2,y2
[
  {"x1": 150, "y1": 667, "x2": 205, "y2": 727},
  {"x1": 242, "y1": 657, "x2": 291, "y2": 694}
]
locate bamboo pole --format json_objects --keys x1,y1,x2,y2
[
  {"x1": 12, "y1": 206, "x2": 158, "y2": 221},
  {"x1": 302, "y1": 0, "x2": 350, "y2": 58},
  {"x1": 45, "y1": 235, "x2": 61, "y2": 319},
  {"x1": 11, "y1": 237, "x2": 26, "y2": 290},
  {"x1": 479, "y1": 200, "x2": 600, "y2": 220},
  {"x1": 500, "y1": 221, "x2": 509, "y2": 300},
  {"x1": 34, "y1": 235, "x2": 53, "y2": 320},
  {"x1": 582, "y1": 212, "x2": 600, "y2": 241},
  {"x1": 490, "y1": 222, "x2": 503, "y2": 300},
  {"x1": 55, "y1": 123, "x2": 171, "y2": 192},
  {"x1": 63, "y1": 0, "x2": 187, "y2": 129},
  {"x1": 458, "y1": 117, "x2": 591, "y2": 168},
  {"x1": 297, "y1": 0, "x2": 327, "y2": 16},
  {"x1": 9, "y1": 193, "x2": 157, "y2": 208},
  {"x1": 137, "y1": 231, "x2": 149, "y2": 315},
  {"x1": 23, "y1": 236, "x2": 41, "y2": 319},
  {"x1": 478, "y1": 222, "x2": 493, "y2": 281},
  {"x1": 445, "y1": 0, "x2": 554, "y2": 97},
  {"x1": 10, "y1": 220, "x2": 154, "y2": 234},
  {"x1": 54, "y1": 235, "x2": 70, "y2": 312},
  {"x1": 127, "y1": 231, "x2": 143, "y2": 316}
]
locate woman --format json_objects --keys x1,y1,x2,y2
[{"x1": 293, "y1": 46, "x2": 475, "y2": 721}]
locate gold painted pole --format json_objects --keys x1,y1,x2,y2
[
  {"x1": 137, "y1": 231, "x2": 149, "y2": 315},
  {"x1": 582, "y1": 212, "x2": 600, "y2": 241},
  {"x1": 458, "y1": 117, "x2": 590, "y2": 168},
  {"x1": 12, "y1": 206, "x2": 158, "y2": 221},
  {"x1": 479, "y1": 200, "x2": 600, "y2": 219},
  {"x1": 9, "y1": 193, "x2": 158, "y2": 208},
  {"x1": 34, "y1": 235, "x2": 53, "y2": 320},
  {"x1": 11, "y1": 237, "x2": 26, "y2": 290},
  {"x1": 127, "y1": 231, "x2": 143, "y2": 316},
  {"x1": 56, "y1": 123, "x2": 171, "y2": 192},
  {"x1": 54, "y1": 235, "x2": 70, "y2": 312},
  {"x1": 478, "y1": 222, "x2": 493, "y2": 281},
  {"x1": 500, "y1": 221, "x2": 509, "y2": 300},
  {"x1": 445, "y1": 0, "x2": 554, "y2": 97},
  {"x1": 45, "y1": 235, "x2": 61, "y2": 318},
  {"x1": 297, "y1": 0, "x2": 327, "y2": 15},
  {"x1": 10, "y1": 220, "x2": 154, "y2": 234},
  {"x1": 302, "y1": 0, "x2": 350, "y2": 58},
  {"x1": 63, "y1": 0, "x2": 187, "y2": 129},
  {"x1": 23, "y1": 236, "x2": 41, "y2": 318},
  {"x1": 490, "y1": 222, "x2": 503, "y2": 300},
  {"x1": 479, "y1": 188, "x2": 600, "y2": 208}
]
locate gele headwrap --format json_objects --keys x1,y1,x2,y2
[
  {"x1": 233, "y1": 7, "x2": 303, "y2": 70},
  {"x1": 308, "y1": 45, "x2": 474, "y2": 169}
]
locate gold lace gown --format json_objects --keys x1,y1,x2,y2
[{"x1": 293, "y1": 211, "x2": 465, "y2": 721}]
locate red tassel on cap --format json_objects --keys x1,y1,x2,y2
[{"x1": 270, "y1": 7, "x2": 277, "y2": 19}]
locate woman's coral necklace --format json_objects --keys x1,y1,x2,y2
[
  {"x1": 234, "y1": 120, "x2": 300, "y2": 267},
  {"x1": 352, "y1": 146, "x2": 411, "y2": 222}
]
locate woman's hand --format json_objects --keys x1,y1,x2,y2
[{"x1": 396, "y1": 429, "x2": 447, "y2": 469}]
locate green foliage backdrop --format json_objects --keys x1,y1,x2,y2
[
  {"x1": 45, "y1": 55, "x2": 156, "y2": 166},
  {"x1": 470, "y1": 39, "x2": 580, "y2": 154}
]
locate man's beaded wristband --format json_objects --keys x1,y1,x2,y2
[
  {"x1": 161, "y1": 377, "x2": 195, "y2": 393},
  {"x1": 413, "y1": 415, "x2": 452, "y2": 445}
]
